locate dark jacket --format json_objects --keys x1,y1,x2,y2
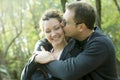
[
  {"x1": 21, "y1": 27, "x2": 119, "y2": 80},
  {"x1": 45, "y1": 27, "x2": 118, "y2": 80},
  {"x1": 21, "y1": 38, "x2": 82, "y2": 80},
  {"x1": 20, "y1": 39, "x2": 53, "y2": 80}
]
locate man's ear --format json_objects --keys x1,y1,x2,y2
[
  {"x1": 77, "y1": 23, "x2": 86, "y2": 32},
  {"x1": 77, "y1": 23, "x2": 83, "y2": 32}
]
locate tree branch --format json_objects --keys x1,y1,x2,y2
[
  {"x1": 61, "y1": 0, "x2": 67, "y2": 12},
  {"x1": 95, "y1": 0, "x2": 101, "y2": 29},
  {"x1": 113, "y1": 0, "x2": 120, "y2": 13}
]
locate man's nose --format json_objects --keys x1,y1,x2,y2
[{"x1": 60, "y1": 22, "x2": 65, "y2": 28}]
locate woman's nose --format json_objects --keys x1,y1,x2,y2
[{"x1": 51, "y1": 31, "x2": 57, "y2": 37}]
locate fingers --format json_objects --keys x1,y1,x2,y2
[
  {"x1": 34, "y1": 46, "x2": 50, "y2": 56},
  {"x1": 41, "y1": 46, "x2": 46, "y2": 51},
  {"x1": 35, "y1": 51, "x2": 39, "y2": 55}
]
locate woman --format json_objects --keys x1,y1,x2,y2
[{"x1": 21, "y1": 9, "x2": 81, "y2": 80}]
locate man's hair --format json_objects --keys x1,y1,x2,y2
[{"x1": 66, "y1": 1, "x2": 96, "y2": 30}]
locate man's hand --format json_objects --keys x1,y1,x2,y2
[{"x1": 34, "y1": 46, "x2": 55, "y2": 64}]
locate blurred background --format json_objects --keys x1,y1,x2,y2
[{"x1": 0, "y1": 0, "x2": 120, "y2": 80}]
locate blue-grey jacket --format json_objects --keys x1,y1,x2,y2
[
  {"x1": 21, "y1": 27, "x2": 119, "y2": 80},
  {"x1": 21, "y1": 38, "x2": 81, "y2": 80}
]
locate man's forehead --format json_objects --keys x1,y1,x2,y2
[
  {"x1": 63, "y1": 9, "x2": 74, "y2": 21},
  {"x1": 63, "y1": 11, "x2": 67, "y2": 20}
]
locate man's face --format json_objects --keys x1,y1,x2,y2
[{"x1": 62, "y1": 9, "x2": 79, "y2": 38}]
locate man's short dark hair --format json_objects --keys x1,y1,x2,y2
[{"x1": 66, "y1": 1, "x2": 96, "y2": 30}]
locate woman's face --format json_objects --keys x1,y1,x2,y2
[{"x1": 43, "y1": 18, "x2": 65, "y2": 46}]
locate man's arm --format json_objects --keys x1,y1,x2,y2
[{"x1": 46, "y1": 39, "x2": 109, "y2": 80}]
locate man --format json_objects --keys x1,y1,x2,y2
[{"x1": 22, "y1": 1, "x2": 119, "y2": 80}]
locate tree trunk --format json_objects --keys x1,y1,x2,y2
[
  {"x1": 113, "y1": 0, "x2": 120, "y2": 13},
  {"x1": 60, "y1": 0, "x2": 67, "y2": 12},
  {"x1": 95, "y1": 0, "x2": 101, "y2": 29}
]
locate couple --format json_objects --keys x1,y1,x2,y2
[{"x1": 21, "y1": 1, "x2": 118, "y2": 80}]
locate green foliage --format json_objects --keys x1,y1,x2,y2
[
  {"x1": 0, "y1": 65, "x2": 10, "y2": 79},
  {"x1": 0, "y1": 0, "x2": 61, "y2": 79},
  {"x1": 101, "y1": 0, "x2": 120, "y2": 61},
  {"x1": 0, "y1": 0, "x2": 120, "y2": 79}
]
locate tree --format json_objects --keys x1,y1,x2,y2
[
  {"x1": 95, "y1": 0, "x2": 101, "y2": 28},
  {"x1": 113, "y1": 0, "x2": 120, "y2": 13},
  {"x1": 61, "y1": 0, "x2": 67, "y2": 12}
]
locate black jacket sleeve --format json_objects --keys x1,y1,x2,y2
[
  {"x1": 20, "y1": 39, "x2": 52, "y2": 80},
  {"x1": 21, "y1": 55, "x2": 39, "y2": 80},
  {"x1": 46, "y1": 37, "x2": 112, "y2": 80}
]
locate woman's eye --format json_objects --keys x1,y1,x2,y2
[
  {"x1": 45, "y1": 30, "x2": 51, "y2": 33},
  {"x1": 55, "y1": 26, "x2": 60, "y2": 30}
]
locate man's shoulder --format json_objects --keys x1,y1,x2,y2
[
  {"x1": 88, "y1": 30, "x2": 115, "y2": 50},
  {"x1": 91, "y1": 27, "x2": 109, "y2": 42}
]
